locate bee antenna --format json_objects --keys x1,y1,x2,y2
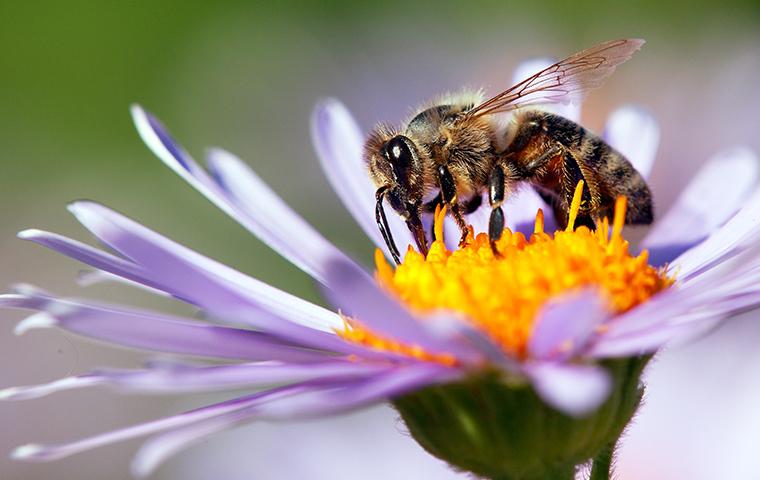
[{"x1": 375, "y1": 187, "x2": 402, "y2": 265}]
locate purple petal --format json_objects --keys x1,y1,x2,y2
[
  {"x1": 670, "y1": 181, "x2": 760, "y2": 280},
  {"x1": 253, "y1": 363, "x2": 462, "y2": 419},
  {"x1": 14, "y1": 227, "x2": 391, "y2": 356},
  {"x1": 603, "y1": 106, "x2": 659, "y2": 179},
  {"x1": 131, "y1": 363, "x2": 460, "y2": 477},
  {"x1": 465, "y1": 194, "x2": 490, "y2": 234},
  {"x1": 1, "y1": 361, "x2": 386, "y2": 399},
  {"x1": 505, "y1": 188, "x2": 552, "y2": 235},
  {"x1": 528, "y1": 289, "x2": 610, "y2": 361},
  {"x1": 589, "y1": 244, "x2": 760, "y2": 358},
  {"x1": 0, "y1": 291, "x2": 331, "y2": 363},
  {"x1": 131, "y1": 408, "x2": 255, "y2": 479},
  {"x1": 524, "y1": 362, "x2": 612, "y2": 417},
  {"x1": 512, "y1": 58, "x2": 581, "y2": 122},
  {"x1": 644, "y1": 147, "x2": 759, "y2": 266},
  {"x1": 322, "y1": 258, "x2": 484, "y2": 364},
  {"x1": 76, "y1": 269, "x2": 170, "y2": 297},
  {"x1": 17, "y1": 229, "x2": 145, "y2": 283},
  {"x1": 97, "y1": 361, "x2": 387, "y2": 393},
  {"x1": 131, "y1": 105, "x2": 364, "y2": 286},
  {"x1": 589, "y1": 312, "x2": 722, "y2": 358},
  {"x1": 10, "y1": 385, "x2": 305, "y2": 462},
  {"x1": 205, "y1": 147, "x2": 367, "y2": 283},
  {"x1": 54, "y1": 203, "x2": 355, "y2": 335},
  {"x1": 0, "y1": 376, "x2": 102, "y2": 401},
  {"x1": 311, "y1": 99, "x2": 415, "y2": 259}
]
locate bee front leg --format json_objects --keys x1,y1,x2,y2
[{"x1": 437, "y1": 165, "x2": 468, "y2": 246}]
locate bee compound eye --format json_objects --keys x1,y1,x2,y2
[{"x1": 385, "y1": 136, "x2": 413, "y2": 168}]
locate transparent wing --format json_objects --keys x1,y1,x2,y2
[{"x1": 466, "y1": 39, "x2": 645, "y2": 118}]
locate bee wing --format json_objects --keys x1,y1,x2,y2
[{"x1": 466, "y1": 39, "x2": 645, "y2": 118}]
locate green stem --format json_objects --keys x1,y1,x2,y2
[{"x1": 589, "y1": 442, "x2": 615, "y2": 480}]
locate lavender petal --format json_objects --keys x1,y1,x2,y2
[
  {"x1": 1, "y1": 292, "x2": 332, "y2": 362},
  {"x1": 10, "y1": 386, "x2": 305, "y2": 462},
  {"x1": 603, "y1": 106, "x2": 659, "y2": 179},
  {"x1": 528, "y1": 289, "x2": 610, "y2": 361},
  {"x1": 323, "y1": 258, "x2": 485, "y2": 364},
  {"x1": 206, "y1": 147, "x2": 368, "y2": 284},
  {"x1": 131, "y1": 408, "x2": 256, "y2": 478},
  {"x1": 506, "y1": 188, "x2": 553, "y2": 236},
  {"x1": 524, "y1": 362, "x2": 612, "y2": 417},
  {"x1": 644, "y1": 147, "x2": 759, "y2": 266},
  {"x1": 670, "y1": 180, "x2": 760, "y2": 280},
  {"x1": 253, "y1": 362, "x2": 462, "y2": 419},
  {"x1": 311, "y1": 99, "x2": 415, "y2": 260},
  {"x1": 131, "y1": 105, "x2": 364, "y2": 286},
  {"x1": 132, "y1": 363, "x2": 460, "y2": 477},
  {"x1": 67, "y1": 200, "x2": 347, "y2": 332},
  {"x1": 588, "y1": 312, "x2": 723, "y2": 358},
  {"x1": 97, "y1": 361, "x2": 388, "y2": 393},
  {"x1": 0, "y1": 376, "x2": 102, "y2": 401},
  {"x1": 36, "y1": 203, "x2": 371, "y2": 354},
  {"x1": 589, "y1": 243, "x2": 760, "y2": 358},
  {"x1": 1, "y1": 361, "x2": 387, "y2": 399}
]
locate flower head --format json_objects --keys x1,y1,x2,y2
[
  {"x1": 2, "y1": 56, "x2": 760, "y2": 479},
  {"x1": 348, "y1": 196, "x2": 672, "y2": 361}
]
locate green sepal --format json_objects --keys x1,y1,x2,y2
[{"x1": 393, "y1": 357, "x2": 648, "y2": 480}]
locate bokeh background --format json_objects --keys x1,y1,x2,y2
[{"x1": 2, "y1": 1, "x2": 760, "y2": 479}]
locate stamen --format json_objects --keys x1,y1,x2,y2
[
  {"x1": 611, "y1": 196, "x2": 627, "y2": 242},
  {"x1": 434, "y1": 204, "x2": 447, "y2": 242},
  {"x1": 566, "y1": 180, "x2": 585, "y2": 231},
  {"x1": 342, "y1": 191, "x2": 672, "y2": 362},
  {"x1": 534, "y1": 208, "x2": 545, "y2": 235}
]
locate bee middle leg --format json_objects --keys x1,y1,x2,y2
[
  {"x1": 437, "y1": 165, "x2": 468, "y2": 246},
  {"x1": 487, "y1": 164, "x2": 507, "y2": 255},
  {"x1": 423, "y1": 192, "x2": 482, "y2": 244}
]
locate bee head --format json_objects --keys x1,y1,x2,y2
[
  {"x1": 365, "y1": 129, "x2": 426, "y2": 211},
  {"x1": 364, "y1": 128, "x2": 429, "y2": 263}
]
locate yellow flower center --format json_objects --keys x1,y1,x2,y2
[{"x1": 340, "y1": 182, "x2": 673, "y2": 362}]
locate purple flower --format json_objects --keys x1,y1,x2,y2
[{"x1": 2, "y1": 56, "x2": 760, "y2": 479}]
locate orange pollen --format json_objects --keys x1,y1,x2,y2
[{"x1": 338, "y1": 183, "x2": 673, "y2": 362}]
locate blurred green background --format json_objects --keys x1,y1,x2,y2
[{"x1": 1, "y1": 1, "x2": 760, "y2": 479}]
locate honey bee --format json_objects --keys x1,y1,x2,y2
[{"x1": 365, "y1": 39, "x2": 653, "y2": 264}]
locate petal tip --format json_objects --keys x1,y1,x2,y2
[
  {"x1": 129, "y1": 103, "x2": 146, "y2": 121},
  {"x1": 11, "y1": 444, "x2": 45, "y2": 461},
  {"x1": 313, "y1": 97, "x2": 344, "y2": 115},
  {"x1": 17, "y1": 229, "x2": 43, "y2": 240},
  {"x1": 15, "y1": 312, "x2": 58, "y2": 335},
  {"x1": 528, "y1": 363, "x2": 612, "y2": 417},
  {"x1": 0, "y1": 387, "x2": 20, "y2": 401}
]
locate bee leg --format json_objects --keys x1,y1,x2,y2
[
  {"x1": 375, "y1": 187, "x2": 401, "y2": 264},
  {"x1": 451, "y1": 204, "x2": 468, "y2": 246},
  {"x1": 561, "y1": 151, "x2": 597, "y2": 230},
  {"x1": 406, "y1": 210, "x2": 429, "y2": 258},
  {"x1": 422, "y1": 193, "x2": 442, "y2": 213},
  {"x1": 523, "y1": 144, "x2": 563, "y2": 175},
  {"x1": 488, "y1": 164, "x2": 506, "y2": 256},
  {"x1": 437, "y1": 165, "x2": 468, "y2": 246}
]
